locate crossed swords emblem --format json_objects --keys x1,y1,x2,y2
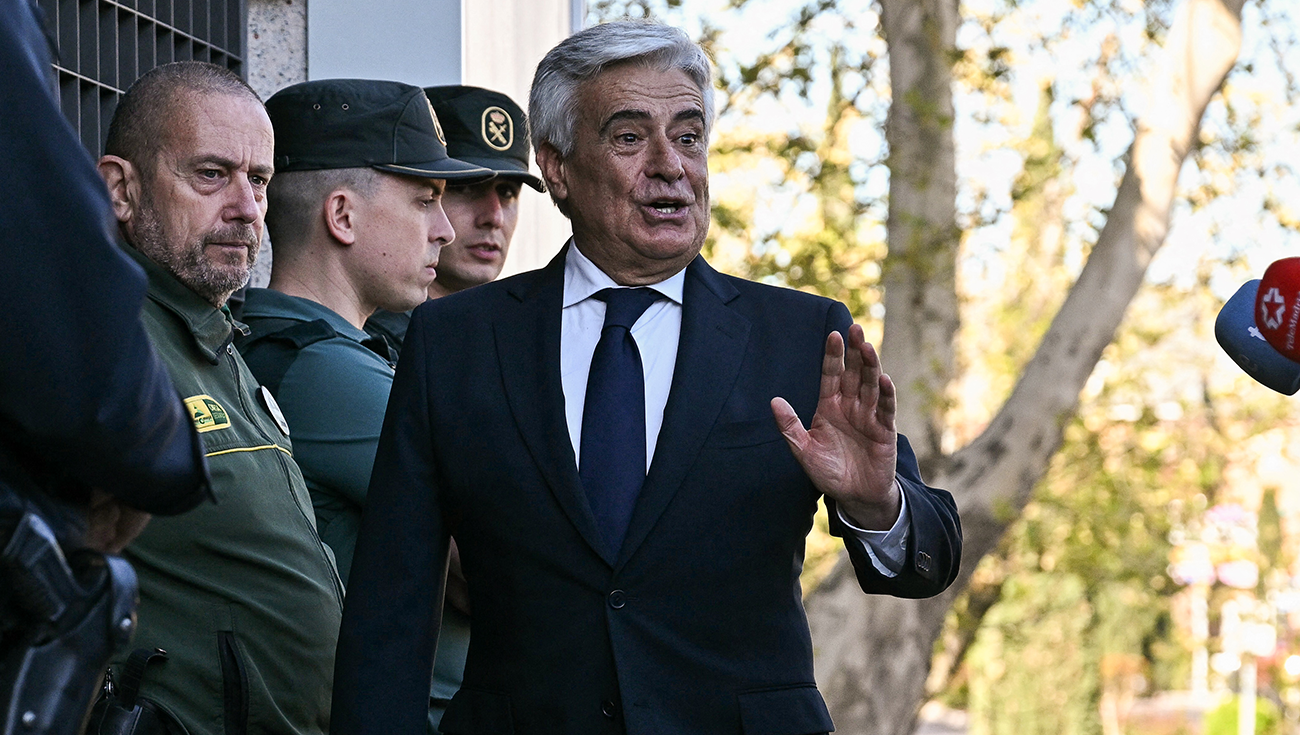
[{"x1": 482, "y1": 107, "x2": 513, "y2": 150}]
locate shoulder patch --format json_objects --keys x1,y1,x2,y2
[{"x1": 185, "y1": 394, "x2": 232, "y2": 433}]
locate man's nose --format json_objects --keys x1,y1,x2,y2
[
  {"x1": 644, "y1": 132, "x2": 685, "y2": 182},
  {"x1": 226, "y1": 174, "x2": 261, "y2": 223},
  {"x1": 478, "y1": 190, "x2": 506, "y2": 229},
  {"x1": 430, "y1": 201, "x2": 456, "y2": 245}
]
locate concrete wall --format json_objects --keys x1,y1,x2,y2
[
  {"x1": 246, "y1": 0, "x2": 308, "y2": 101},
  {"x1": 246, "y1": 0, "x2": 311, "y2": 287}
]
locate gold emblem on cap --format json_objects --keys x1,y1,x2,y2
[
  {"x1": 482, "y1": 106, "x2": 513, "y2": 151},
  {"x1": 427, "y1": 98, "x2": 447, "y2": 146}
]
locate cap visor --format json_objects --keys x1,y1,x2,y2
[
  {"x1": 372, "y1": 156, "x2": 495, "y2": 184},
  {"x1": 454, "y1": 155, "x2": 546, "y2": 192}
]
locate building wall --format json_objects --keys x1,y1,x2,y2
[
  {"x1": 306, "y1": 0, "x2": 461, "y2": 86},
  {"x1": 246, "y1": 0, "x2": 308, "y2": 287},
  {"x1": 244, "y1": 0, "x2": 584, "y2": 286},
  {"x1": 247, "y1": 0, "x2": 307, "y2": 101},
  {"x1": 462, "y1": 0, "x2": 580, "y2": 275}
]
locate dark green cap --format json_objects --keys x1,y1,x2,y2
[
  {"x1": 424, "y1": 85, "x2": 544, "y2": 192},
  {"x1": 266, "y1": 79, "x2": 493, "y2": 183}
]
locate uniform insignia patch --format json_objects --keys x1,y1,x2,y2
[
  {"x1": 185, "y1": 394, "x2": 231, "y2": 433},
  {"x1": 427, "y1": 99, "x2": 447, "y2": 146},
  {"x1": 481, "y1": 106, "x2": 513, "y2": 151}
]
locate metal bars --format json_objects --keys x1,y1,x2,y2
[{"x1": 35, "y1": 0, "x2": 245, "y2": 155}]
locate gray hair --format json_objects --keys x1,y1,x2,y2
[
  {"x1": 265, "y1": 168, "x2": 379, "y2": 254},
  {"x1": 528, "y1": 20, "x2": 715, "y2": 158}
]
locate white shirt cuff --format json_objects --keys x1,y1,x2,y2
[{"x1": 835, "y1": 478, "x2": 908, "y2": 577}]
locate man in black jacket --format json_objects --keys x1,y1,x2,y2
[{"x1": 333, "y1": 21, "x2": 961, "y2": 735}]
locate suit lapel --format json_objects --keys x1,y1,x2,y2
[
  {"x1": 495, "y1": 245, "x2": 616, "y2": 567},
  {"x1": 616, "y1": 257, "x2": 750, "y2": 568}
]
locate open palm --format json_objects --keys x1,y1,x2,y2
[{"x1": 771, "y1": 323, "x2": 900, "y2": 530}]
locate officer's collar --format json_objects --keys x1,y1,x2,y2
[{"x1": 123, "y1": 244, "x2": 242, "y2": 364}]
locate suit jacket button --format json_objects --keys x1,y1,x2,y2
[
  {"x1": 602, "y1": 700, "x2": 618, "y2": 718},
  {"x1": 917, "y1": 551, "x2": 932, "y2": 573},
  {"x1": 608, "y1": 590, "x2": 626, "y2": 609}
]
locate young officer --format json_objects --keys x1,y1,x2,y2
[
  {"x1": 364, "y1": 85, "x2": 544, "y2": 358},
  {"x1": 235, "y1": 79, "x2": 491, "y2": 734},
  {"x1": 359, "y1": 85, "x2": 543, "y2": 731}
]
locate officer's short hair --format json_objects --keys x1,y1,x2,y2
[
  {"x1": 264, "y1": 168, "x2": 379, "y2": 255},
  {"x1": 528, "y1": 21, "x2": 715, "y2": 159},
  {"x1": 106, "y1": 61, "x2": 260, "y2": 173}
]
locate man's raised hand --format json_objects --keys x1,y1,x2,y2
[{"x1": 770, "y1": 323, "x2": 901, "y2": 530}]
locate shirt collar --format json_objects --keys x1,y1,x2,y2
[
  {"x1": 562, "y1": 240, "x2": 687, "y2": 308},
  {"x1": 124, "y1": 243, "x2": 236, "y2": 363},
  {"x1": 240, "y1": 288, "x2": 372, "y2": 343}
]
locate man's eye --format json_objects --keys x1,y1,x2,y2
[
  {"x1": 198, "y1": 169, "x2": 222, "y2": 180},
  {"x1": 680, "y1": 134, "x2": 698, "y2": 146},
  {"x1": 250, "y1": 175, "x2": 269, "y2": 187},
  {"x1": 617, "y1": 133, "x2": 639, "y2": 144},
  {"x1": 497, "y1": 184, "x2": 520, "y2": 201}
]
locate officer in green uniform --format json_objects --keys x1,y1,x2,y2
[
  {"x1": 365, "y1": 86, "x2": 544, "y2": 359},
  {"x1": 95, "y1": 62, "x2": 343, "y2": 734},
  {"x1": 235, "y1": 79, "x2": 492, "y2": 734}
]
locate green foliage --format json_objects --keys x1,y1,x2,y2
[
  {"x1": 965, "y1": 573, "x2": 1101, "y2": 735},
  {"x1": 1205, "y1": 695, "x2": 1281, "y2": 735},
  {"x1": 936, "y1": 62, "x2": 1255, "y2": 732},
  {"x1": 948, "y1": 381, "x2": 1211, "y2": 731},
  {"x1": 586, "y1": 0, "x2": 682, "y2": 20},
  {"x1": 1258, "y1": 489, "x2": 1286, "y2": 592}
]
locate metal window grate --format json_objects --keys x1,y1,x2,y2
[{"x1": 36, "y1": 0, "x2": 246, "y2": 156}]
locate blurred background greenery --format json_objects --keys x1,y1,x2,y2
[{"x1": 590, "y1": 0, "x2": 1300, "y2": 733}]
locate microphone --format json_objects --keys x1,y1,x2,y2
[
  {"x1": 1216, "y1": 278, "x2": 1300, "y2": 395},
  {"x1": 1255, "y1": 257, "x2": 1300, "y2": 361}
]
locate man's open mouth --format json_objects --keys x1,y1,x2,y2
[{"x1": 646, "y1": 200, "x2": 688, "y2": 214}]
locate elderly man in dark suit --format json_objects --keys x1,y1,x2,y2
[{"x1": 332, "y1": 20, "x2": 961, "y2": 735}]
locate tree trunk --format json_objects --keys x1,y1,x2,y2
[
  {"x1": 808, "y1": 1, "x2": 1248, "y2": 733},
  {"x1": 878, "y1": 0, "x2": 961, "y2": 460}
]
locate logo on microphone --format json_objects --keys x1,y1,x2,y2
[{"x1": 1261, "y1": 287, "x2": 1287, "y2": 330}]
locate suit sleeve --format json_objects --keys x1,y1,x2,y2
[
  {"x1": 332, "y1": 311, "x2": 450, "y2": 735},
  {"x1": 0, "y1": 0, "x2": 208, "y2": 516},
  {"x1": 819, "y1": 301, "x2": 962, "y2": 598}
]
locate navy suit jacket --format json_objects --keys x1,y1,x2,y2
[{"x1": 331, "y1": 248, "x2": 961, "y2": 735}]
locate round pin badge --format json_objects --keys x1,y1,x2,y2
[{"x1": 259, "y1": 385, "x2": 291, "y2": 437}]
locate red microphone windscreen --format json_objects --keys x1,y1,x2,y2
[{"x1": 1255, "y1": 257, "x2": 1300, "y2": 361}]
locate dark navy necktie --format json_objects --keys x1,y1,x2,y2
[{"x1": 579, "y1": 287, "x2": 662, "y2": 554}]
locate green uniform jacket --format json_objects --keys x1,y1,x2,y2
[
  {"x1": 238, "y1": 289, "x2": 394, "y2": 583},
  {"x1": 242, "y1": 290, "x2": 469, "y2": 733},
  {"x1": 116, "y1": 248, "x2": 345, "y2": 735}
]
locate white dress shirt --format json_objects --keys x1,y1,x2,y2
[{"x1": 558, "y1": 243, "x2": 908, "y2": 576}]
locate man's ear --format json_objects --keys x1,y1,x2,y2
[
  {"x1": 97, "y1": 155, "x2": 139, "y2": 226},
  {"x1": 322, "y1": 188, "x2": 359, "y2": 246},
  {"x1": 534, "y1": 142, "x2": 568, "y2": 202}
]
